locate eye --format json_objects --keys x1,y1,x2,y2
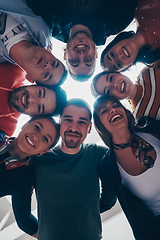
[
  {"x1": 113, "y1": 103, "x2": 118, "y2": 108},
  {"x1": 71, "y1": 60, "x2": 78, "y2": 64},
  {"x1": 38, "y1": 89, "x2": 42, "y2": 97},
  {"x1": 106, "y1": 89, "x2": 110, "y2": 96},
  {"x1": 110, "y1": 52, "x2": 114, "y2": 58},
  {"x1": 35, "y1": 125, "x2": 40, "y2": 131},
  {"x1": 43, "y1": 72, "x2": 49, "y2": 79},
  {"x1": 38, "y1": 105, "x2": 41, "y2": 114},
  {"x1": 43, "y1": 136, "x2": 49, "y2": 143},
  {"x1": 85, "y1": 59, "x2": 92, "y2": 63},
  {"x1": 117, "y1": 62, "x2": 122, "y2": 69},
  {"x1": 109, "y1": 75, "x2": 113, "y2": 82},
  {"x1": 64, "y1": 118, "x2": 72, "y2": 122},
  {"x1": 79, "y1": 120, "x2": 86, "y2": 125},
  {"x1": 101, "y1": 109, "x2": 108, "y2": 115}
]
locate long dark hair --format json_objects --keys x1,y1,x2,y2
[
  {"x1": 101, "y1": 31, "x2": 160, "y2": 71},
  {"x1": 93, "y1": 95, "x2": 135, "y2": 148}
]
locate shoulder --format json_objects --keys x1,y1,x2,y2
[{"x1": 82, "y1": 143, "x2": 108, "y2": 155}]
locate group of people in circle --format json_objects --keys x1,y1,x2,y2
[{"x1": 0, "y1": 0, "x2": 160, "y2": 240}]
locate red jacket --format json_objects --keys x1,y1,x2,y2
[{"x1": 0, "y1": 63, "x2": 26, "y2": 136}]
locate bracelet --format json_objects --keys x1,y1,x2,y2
[{"x1": 112, "y1": 140, "x2": 132, "y2": 150}]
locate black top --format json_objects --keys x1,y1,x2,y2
[
  {"x1": 0, "y1": 151, "x2": 38, "y2": 235},
  {"x1": 26, "y1": 0, "x2": 138, "y2": 45}
]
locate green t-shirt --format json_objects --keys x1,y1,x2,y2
[{"x1": 34, "y1": 143, "x2": 107, "y2": 240}]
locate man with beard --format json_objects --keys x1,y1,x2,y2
[
  {"x1": 26, "y1": 0, "x2": 137, "y2": 81},
  {"x1": 32, "y1": 98, "x2": 116, "y2": 240},
  {"x1": 0, "y1": 62, "x2": 67, "y2": 138}
]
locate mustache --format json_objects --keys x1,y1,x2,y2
[{"x1": 64, "y1": 130, "x2": 82, "y2": 137}]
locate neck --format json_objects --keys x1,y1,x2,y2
[
  {"x1": 70, "y1": 24, "x2": 92, "y2": 38},
  {"x1": 112, "y1": 128, "x2": 131, "y2": 145},
  {"x1": 9, "y1": 139, "x2": 29, "y2": 163},
  {"x1": 127, "y1": 84, "x2": 137, "y2": 100},
  {"x1": 60, "y1": 142, "x2": 80, "y2": 155},
  {"x1": 9, "y1": 40, "x2": 33, "y2": 70}
]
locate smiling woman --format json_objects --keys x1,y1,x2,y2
[
  {"x1": 0, "y1": 116, "x2": 59, "y2": 238},
  {"x1": 93, "y1": 95, "x2": 160, "y2": 239}
]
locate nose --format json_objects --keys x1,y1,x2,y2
[
  {"x1": 44, "y1": 62, "x2": 51, "y2": 69},
  {"x1": 110, "y1": 107, "x2": 117, "y2": 114},
  {"x1": 28, "y1": 94, "x2": 40, "y2": 105}
]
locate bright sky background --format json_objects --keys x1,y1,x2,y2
[{"x1": 14, "y1": 20, "x2": 145, "y2": 144}]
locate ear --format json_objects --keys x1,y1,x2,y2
[
  {"x1": 26, "y1": 74, "x2": 35, "y2": 83},
  {"x1": 63, "y1": 49, "x2": 66, "y2": 60},
  {"x1": 88, "y1": 123, "x2": 92, "y2": 134}
]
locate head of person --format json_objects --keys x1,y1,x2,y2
[
  {"x1": 17, "y1": 116, "x2": 60, "y2": 156},
  {"x1": 91, "y1": 70, "x2": 135, "y2": 100},
  {"x1": 93, "y1": 95, "x2": 135, "y2": 148},
  {"x1": 64, "y1": 31, "x2": 98, "y2": 82},
  {"x1": 9, "y1": 84, "x2": 67, "y2": 116},
  {"x1": 21, "y1": 45, "x2": 68, "y2": 86},
  {"x1": 100, "y1": 31, "x2": 160, "y2": 72},
  {"x1": 60, "y1": 98, "x2": 92, "y2": 152}
]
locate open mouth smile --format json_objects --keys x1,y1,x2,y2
[
  {"x1": 26, "y1": 136, "x2": 36, "y2": 148},
  {"x1": 74, "y1": 44, "x2": 89, "y2": 50},
  {"x1": 110, "y1": 114, "x2": 122, "y2": 122},
  {"x1": 122, "y1": 47, "x2": 130, "y2": 58},
  {"x1": 21, "y1": 91, "x2": 28, "y2": 109},
  {"x1": 120, "y1": 81, "x2": 125, "y2": 93}
]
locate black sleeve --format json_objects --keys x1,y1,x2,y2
[
  {"x1": 135, "y1": 116, "x2": 160, "y2": 137},
  {"x1": 0, "y1": 130, "x2": 6, "y2": 143},
  {"x1": 12, "y1": 188, "x2": 38, "y2": 236},
  {"x1": 98, "y1": 153, "x2": 117, "y2": 213}
]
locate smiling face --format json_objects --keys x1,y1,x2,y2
[
  {"x1": 97, "y1": 100, "x2": 128, "y2": 134},
  {"x1": 9, "y1": 85, "x2": 56, "y2": 115},
  {"x1": 17, "y1": 118, "x2": 57, "y2": 155},
  {"x1": 103, "y1": 38, "x2": 139, "y2": 71},
  {"x1": 22, "y1": 46, "x2": 65, "y2": 86},
  {"x1": 60, "y1": 105, "x2": 92, "y2": 153},
  {"x1": 95, "y1": 72, "x2": 135, "y2": 100},
  {"x1": 64, "y1": 32, "x2": 97, "y2": 76}
]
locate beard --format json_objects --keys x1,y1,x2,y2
[
  {"x1": 63, "y1": 130, "x2": 82, "y2": 149},
  {"x1": 9, "y1": 86, "x2": 27, "y2": 114}
]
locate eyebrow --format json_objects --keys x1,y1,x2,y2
[
  {"x1": 42, "y1": 88, "x2": 45, "y2": 98},
  {"x1": 63, "y1": 115, "x2": 72, "y2": 118},
  {"x1": 99, "y1": 101, "x2": 115, "y2": 111},
  {"x1": 79, "y1": 117, "x2": 89, "y2": 122}
]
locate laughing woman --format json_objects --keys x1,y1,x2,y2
[
  {"x1": 93, "y1": 95, "x2": 160, "y2": 240},
  {"x1": 101, "y1": 0, "x2": 160, "y2": 72},
  {"x1": 0, "y1": 116, "x2": 59, "y2": 238}
]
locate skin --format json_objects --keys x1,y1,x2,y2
[
  {"x1": 64, "y1": 25, "x2": 98, "y2": 76},
  {"x1": 9, "y1": 85, "x2": 56, "y2": 115},
  {"x1": 95, "y1": 72, "x2": 137, "y2": 100},
  {"x1": 10, "y1": 118, "x2": 57, "y2": 161},
  {"x1": 103, "y1": 38, "x2": 139, "y2": 71},
  {"x1": 10, "y1": 41, "x2": 65, "y2": 86},
  {"x1": 60, "y1": 105, "x2": 92, "y2": 154},
  {"x1": 97, "y1": 100, "x2": 129, "y2": 138}
]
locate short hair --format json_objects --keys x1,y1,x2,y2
[
  {"x1": 28, "y1": 116, "x2": 60, "y2": 149},
  {"x1": 57, "y1": 64, "x2": 68, "y2": 86},
  {"x1": 53, "y1": 86, "x2": 67, "y2": 116},
  {"x1": 62, "y1": 98, "x2": 92, "y2": 121},
  {"x1": 93, "y1": 95, "x2": 135, "y2": 148},
  {"x1": 91, "y1": 70, "x2": 119, "y2": 98},
  {"x1": 69, "y1": 71, "x2": 94, "y2": 82},
  {"x1": 100, "y1": 31, "x2": 135, "y2": 70}
]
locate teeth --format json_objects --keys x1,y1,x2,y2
[
  {"x1": 123, "y1": 47, "x2": 129, "y2": 57},
  {"x1": 76, "y1": 45, "x2": 87, "y2": 48},
  {"x1": 121, "y1": 82, "x2": 125, "y2": 93},
  {"x1": 111, "y1": 115, "x2": 121, "y2": 122},
  {"x1": 26, "y1": 136, "x2": 35, "y2": 147},
  {"x1": 22, "y1": 94, "x2": 25, "y2": 107}
]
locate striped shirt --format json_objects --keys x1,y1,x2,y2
[{"x1": 130, "y1": 66, "x2": 160, "y2": 120}]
